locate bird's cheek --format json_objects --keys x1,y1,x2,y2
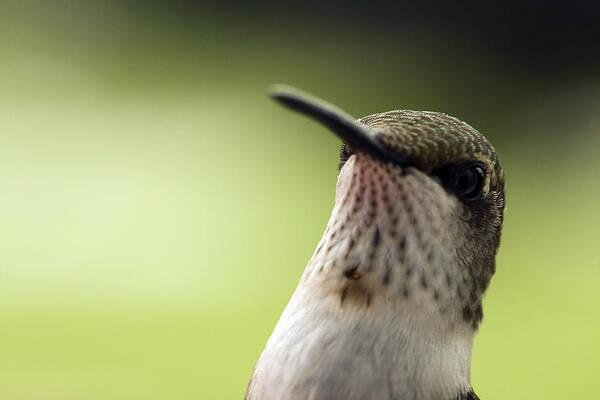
[{"x1": 459, "y1": 205, "x2": 473, "y2": 222}]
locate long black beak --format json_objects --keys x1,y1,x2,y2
[{"x1": 269, "y1": 84, "x2": 409, "y2": 167}]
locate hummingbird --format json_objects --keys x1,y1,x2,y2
[{"x1": 246, "y1": 85, "x2": 505, "y2": 400}]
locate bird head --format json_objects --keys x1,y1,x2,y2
[{"x1": 270, "y1": 85, "x2": 505, "y2": 331}]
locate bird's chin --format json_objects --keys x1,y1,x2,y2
[{"x1": 302, "y1": 152, "x2": 479, "y2": 331}]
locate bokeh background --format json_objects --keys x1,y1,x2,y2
[{"x1": 1, "y1": 1, "x2": 599, "y2": 399}]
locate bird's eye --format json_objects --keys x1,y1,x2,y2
[{"x1": 456, "y1": 164, "x2": 485, "y2": 200}]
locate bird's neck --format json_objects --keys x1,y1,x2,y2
[
  {"x1": 249, "y1": 281, "x2": 475, "y2": 400},
  {"x1": 248, "y1": 159, "x2": 478, "y2": 399}
]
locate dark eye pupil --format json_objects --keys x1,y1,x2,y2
[{"x1": 457, "y1": 166, "x2": 484, "y2": 200}]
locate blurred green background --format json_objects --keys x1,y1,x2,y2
[{"x1": 1, "y1": 1, "x2": 599, "y2": 399}]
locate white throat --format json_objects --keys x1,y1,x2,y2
[
  {"x1": 248, "y1": 284, "x2": 474, "y2": 400},
  {"x1": 247, "y1": 156, "x2": 477, "y2": 400}
]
